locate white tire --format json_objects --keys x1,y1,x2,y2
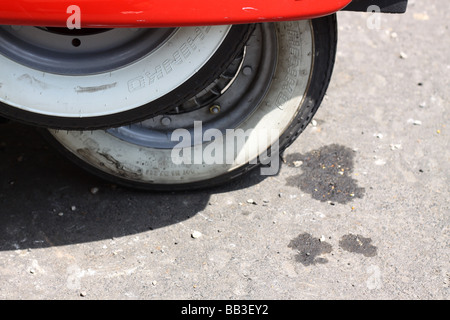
[{"x1": 45, "y1": 17, "x2": 337, "y2": 190}]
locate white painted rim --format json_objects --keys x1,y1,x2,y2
[
  {"x1": 48, "y1": 21, "x2": 314, "y2": 185},
  {"x1": 0, "y1": 26, "x2": 230, "y2": 118}
]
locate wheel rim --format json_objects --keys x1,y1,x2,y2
[
  {"x1": 0, "y1": 25, "x2": 232, "y2": 118},
  {"x1": 48, "y1": 21, "x2": 315, "y2": 186},
  {"x1": 0, "y1": 26, "x2": 176, "y2": 75},
  {"x1": 108, "y1": 23, "x2": 278, "y2": 149}
]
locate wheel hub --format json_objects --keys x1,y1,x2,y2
[
  {"x1": 108, "y1": 23, "x2": 278, "y2": 148},
  {"x1": 0, "y1": 26, "x2": 175, "y2": 75}
]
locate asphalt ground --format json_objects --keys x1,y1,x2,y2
[{"x1": 0, "y1": 0, "x2": 448, "y2": 301}]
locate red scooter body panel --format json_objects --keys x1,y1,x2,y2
[{"x1": 0, "y1": 0, "x2": 351, "y2": 27}]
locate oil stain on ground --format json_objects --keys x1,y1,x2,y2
[
  {"x1": 285, "y1": 144, "x2": 365, "y2": 204},
  {"x1": 288, "y1": 233, "x2": 332, "y2": 266},
  {"x1": 339, "y1": 234, "x2": 378, "y2": 257}
]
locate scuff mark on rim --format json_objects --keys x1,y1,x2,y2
[{"x1": 75, "y1": 82, "x2": 117, "y2": 93}]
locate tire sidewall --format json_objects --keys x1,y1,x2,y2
[{"x1": 46, "y1": 17, "x2": 337, "y2": 190}]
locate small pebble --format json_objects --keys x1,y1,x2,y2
[
  {"x1": 246, "y1": 199, "x2": 257, "y2": 205},
  {"x1": 90, "y1": 187, "x2": 99, "y2": 194},
  {"x1": 407, "y1": 118, "x2": 423, "y2": 125},
  {"x1": 399, "y1": 52, "x2": 408, "y2": 59},
  {"x1": 390, "y1": 144, "x2": 402, "y2": 150},
  {"x1": 191, "y1": 231, "x2": 202, "y2": 239},
  {"x1": 293, "y1": 161, "x2": 303, "y2": 167},
  {"x1": 374, "y1": 133, "x2": 383, "y2": 139},
  {"x1": 80, "y1": 291, "x2": 87, "y2": 297}
]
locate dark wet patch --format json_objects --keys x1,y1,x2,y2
[
  {"x1": 339, "y1": 234, "x2": 377, "y2": 257},
  {"x1": 288, "y1": 233, "x2": 332, "y2": 266},
  {"x1": 285, "y1": 144, "x2": 365, "y2": 204}
]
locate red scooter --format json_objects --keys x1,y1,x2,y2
[{"x1": 0, "y1": 0, "x2": 408, "y2": 190}]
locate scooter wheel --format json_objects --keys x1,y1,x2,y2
[
  {"x1": 45, "y1": 16, "x2": 337, "y2": 190},
  {"x1": 0, "y1": 25, "x2": 253, "y2": 129}
]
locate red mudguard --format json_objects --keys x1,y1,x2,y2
[{"x1": 0, "y1": 0, "x2": 351, "y2": 28}]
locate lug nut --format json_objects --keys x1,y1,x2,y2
[
  {"x1": 160, "y1": 116, "x2": 171, "y2": 126},
  {"x1": 209, "y1": 105, "x2": 221, "y2": 114},
  {"x1": 242, "y1": 66, "x2": 253, "y2": 76}
]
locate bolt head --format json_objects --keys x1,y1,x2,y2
[
  {"x1": 160, "y1": 116, "x2": 171, "y2": 126},
  {"x1": 242, "y1": 66, "x2": 253, "y2": 76},
  {"x1": 209, "y1": 105, "x2": 221, "y2": 114}
]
